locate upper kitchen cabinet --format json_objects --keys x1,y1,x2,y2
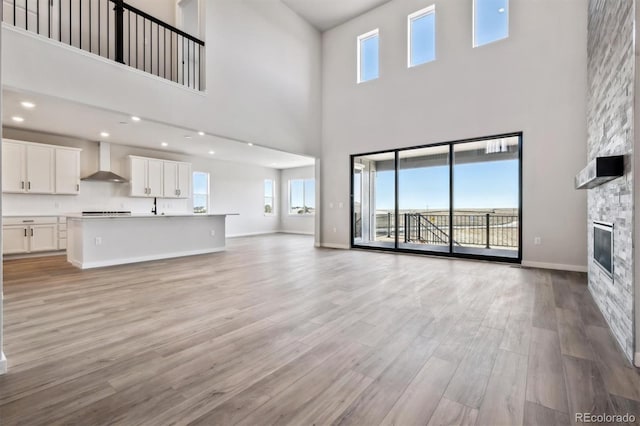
[
  {"x1": 2, "y1": 139, "x2": 80, "y2": 195},
  {"x1": 163, "y1": 161, "x2": 191, "y2": 199},
  {"x1": 55, "y1": 148, "x2": 81, "y2": 194},
  {"x1": 129, "y1": 156, "x2": 164, "y2": 198},
  {"x1": 3, "y1": 141, "x2": 54, "y2": 193}
]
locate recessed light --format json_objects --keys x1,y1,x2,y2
[
  {"x1": 21, "y1": 101, "x2": 36, "y2": 109},
  {"x1": 248, "y1": 143, "x2": 254, "y2": 147},
  {"x1": 185, "y1": 136, "x2": 192, "y2": 139},
  {"x1": 198, "y1": 131, "x2": 205, "y2": 136},
  {"x1": 12, "y1": 116, "x2": 25, "y2": 123},
  {"x1": 208, "y1": 150, "x2": 215, "y2": 155},
  {"x1": 161, "y1": 142, "x2": 168, "y2": 147},
  {"x1": 131, "y1": 116, "x2": 141, "y2": 122},
  {"x1": 498, "y1": 7, "x2": 505, "y2": 13},
  {"x1": 100, "y1": 131, "x2": 110, "y2": 137}
]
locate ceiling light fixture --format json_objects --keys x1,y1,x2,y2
[
  {"x1": 21, "y1": 101, "x2": 36, "y2": 109},
  {"x1": 208, "y1": 150, "x2": 215, "y2": 155},
  {"x1": 161, "y1": 142, "x2": 168, "y2": 147},
  {"x1": 248, "y1": 143, "x2": 254, "y2": 147},
  {"x1": 11, "y1": 116, "x2": 25, "y2": 123},
  {"x1": 185, "y1": 136, "x2": 192, "y2": 139},
  {"x1": 198, "y1": 131, "x2": 205, "y2": 136},
  {"x1": 100, "y1": 131, "x2": 110, "y2": 137},
  {"x1": 131, "y1": 116, "x2": 141, "y2": 122},
  {"x1": 498, "y1": 7, "x2": 505, "y2": 13}
]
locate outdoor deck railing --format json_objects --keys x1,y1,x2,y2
[
  {"x1": 354, "y1": 212, "x2": 518, "y2": 249},
  {"x1": 2, "y1": 0, "x2": 205, "y2": 90}
]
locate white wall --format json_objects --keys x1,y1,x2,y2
[
  {"x1": 128, "y1": 0, "x2": 176, "y2": 26},
  {"x1": 280, "y1": 165, "x2": 315, "y2": 235},
  {"x1": 2, "y1": 128, "x2": 281, "y2": 237},
  {"x1": 2, "y1": 0, "x2": 322, "y2": 157},
  {"x1": 320, "y1": 0, "x2": 589, "y2": 268}
]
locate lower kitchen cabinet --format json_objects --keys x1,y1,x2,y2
[{"x1": 2, "y1": 217, "x2": 60, "y2": 254}]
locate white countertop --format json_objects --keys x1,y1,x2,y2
[{"x1": 66, "y1": 213, "x2": 239, "y2": 219}]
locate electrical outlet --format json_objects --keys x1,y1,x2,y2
[
  {"x1": 54, "y1": 202, "x2": 60, "y2": 209},
  {"x1": 534, "y1": 237, "x2": 541, "y2": 245},
  {"x1": 210, "y1": 230, "x2": 216, "y2": 237},
  {"x1": 95, "y1": 237, "x2": 102, "y2": 246},
  {"x1": 329, "y1": 202, "x2": 334, "y2": 209},
  {"x1": 338, "y1": 202, "x2": 343, "y2": 209},
  {"x1": 333, "y1": 227, "x2": 337, "y2": 233}
]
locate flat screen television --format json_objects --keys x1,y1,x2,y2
[{"x1": 593, "y1": 221, "x2": 613, "y2": 278}]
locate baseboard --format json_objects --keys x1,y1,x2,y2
[
  {"x1": 227, "y1": 231, "x2": 278, "y2": 238},
  {"x1": 521, "y1": 261, "x2": 588, "y2": 272},
  {"x1": 278, "y1": 231, "x2": 315, "y2": 236},
  {"x1": 0, "y1": 352, "x2": 7, "y2": 375},
  {"x1": 71, "y1": 248, "x2": 226, "y2": 269},
  {"x1": 4, "y1": 250, "x2": 66, "y2": 260},
  {"x1": 319, "y1": 243, "x2": 350, "y2": 250}
]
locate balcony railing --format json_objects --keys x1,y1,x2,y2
[
  {"x1": 355, "y1": 212, "x2": 519, "y2": 249},
  {"x1": 2, "y1": 0, "x2": 205, "y2": 91}
]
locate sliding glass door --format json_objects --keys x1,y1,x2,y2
[
  {"x1": 452, "y1": 137, "x2": 520, "y2": 258},
  {"x1": 398, "y1": 146, "x2": 450, "y2": 253},
  {"x1": 352, "y1": 152, "x2": 396, "y2": 248},
  {"x1": 351, "y1": 133, "x2": 522, "y2": 262}
]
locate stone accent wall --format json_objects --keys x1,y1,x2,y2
[{"x1": 587, "y1": 0, "x2": 635, "y2": 361}]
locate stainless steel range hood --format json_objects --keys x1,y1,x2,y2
[{"x1": 82, "y1": 142, "x2": 128, "y2": 183}]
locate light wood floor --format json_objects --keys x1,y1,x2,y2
[{"x1": 0, "y1": 234, "x2": 639, "y2": 425}]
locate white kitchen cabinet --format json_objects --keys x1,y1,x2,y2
[
  {"x1": 30, "y1": 224, "x2": 59, "y2": 252},
  {"x1": 129, "y1": 156, "x2": 164, "y2": 197},
  {"x1": 2, "y1": 217, "x2": 60, "y2": 254},
  {"x1": 2, "y1": 139, "x2": 81, "y2": 195},
  {"x1": 3, "y1": 226, "x2": 30, "y2": 254},
  {"x1": 163, "y1": 161, "x2": 191, "y2": 198},
  {"x1": 58, "y1": 217, "x2": 67, "y2": 250},
  {"x1": 147, "y1": 160, "x2": 164, "y2": 197},
  {"x1": 130, "y1": 157, "x2": 148, "y2": 197},
  {"x1": 26, "y1": 145, "x2": 55, "y2": 193},
  {"x1": 177, "y1": 162, "x2": 191, "y2": 198},
  {"x1": 2, "y1": 141, "x2": 26, "y2": 193},
  {"x1": 55, "y1": 148, "x2": 81, "y2": 194},
  {"x1": 0, "y1": 141, "x2": 49, "y2": 193}
]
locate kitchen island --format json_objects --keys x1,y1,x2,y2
[{"x1": 66, "y1": 214, "x2": 236, "y2": 269}]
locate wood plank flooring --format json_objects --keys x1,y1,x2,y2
[{"x1": 0, "y1": 234, "x2": 639, "y2": 425}]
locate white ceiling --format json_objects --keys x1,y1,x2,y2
[
  {"x1": 2, "y1": 89, "x2": 315, "y2": 170},
  {"x1": 282, "y1": 0, "x2": 392, "y2": 31}
]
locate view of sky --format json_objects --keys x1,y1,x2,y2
[
  {"x1": 359, "y1": 0, "x2": 508, "y2": 80},
  {"x1": 290, "y1": 179, "x2": 316, "y2": 210},
  {"x1": 264, "y1": 179, "x2": 273, "y2": 196},
  {"x1": 193, "y1": 172, "x2": 209, "y2": 212},
  {"x1": 360, "y1": 34, "x2": 379, "y2": 82},
  {"x1": 410, "y1": 11, "x2": 435, "y2": 66},
  {"x1": 475, "y1": 0, "x2": 509, "y2": 46},
  {"x1": 371, "y1": 159, "x2": 518, "y2": 211}
]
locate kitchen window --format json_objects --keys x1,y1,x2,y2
[
  {"x1": 264, "y1": 179, "x2": 275, "y2": 215},
  {"x1": 289, "y1": 179, "x2": 315, "y2": 215},
  {"x1": 193, "y1": 171, "x2": 210, "y2": 214}
]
